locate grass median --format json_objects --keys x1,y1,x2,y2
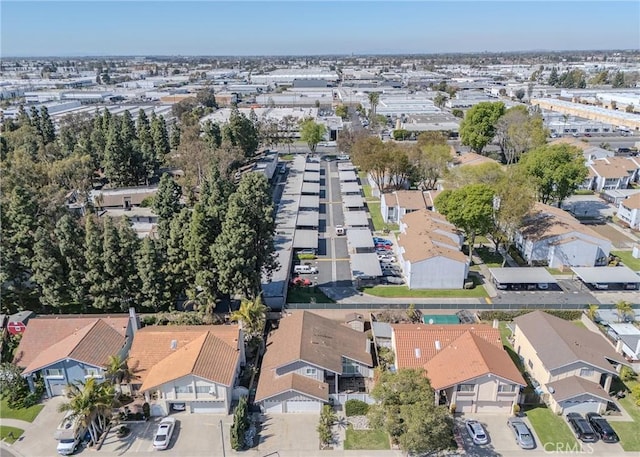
[{"x1": 361, "y1": 284, "x2": 488, "y2": 298}]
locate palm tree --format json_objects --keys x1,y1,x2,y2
[
  {"x1": 368, "y1": 92, "x2": 380, "y2": 120},
  {"x1": 105, "y1": 355, "x2": 134, "y2": 393},
  {"x1": 615, "y1": 300, "x2": 633, "y2": 323},
  {"x1": 230, "y1": 297, "x2": 269, "y2": 340},
  {"x1": 57, "y1": 378, "x2": 115, "y2": 446},
  {"x1": 586, "y1": 304, "x2": 599, "y2": 321}
]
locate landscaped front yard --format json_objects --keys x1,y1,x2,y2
[
  {"x1": 361, "y1": 284, "x2": 488, "y2": 298},
  {"x1": 611, "y1": 379, "x2": 640, "y2": 451},
  {"x1": 524, "y1": 406, "x2": 578, "y2": 451},
  {"x1": 344, "y1": 427, "x2": 390, "y2": 450},
  {"x1": 0, "y1": 397, "x2": 44, "y2": 422}
]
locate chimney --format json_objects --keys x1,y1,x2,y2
[
  {"x1": 492, "y1": 319, "x2": 499, "y2": 329},
  {"x1": 170, "y1": 339, "x2": 178, "y2": 350},
  {"x1": 615, "y1": 339, "x2": 624, "y2": 354},
  {"x1": 435, "y1": 340, "x2": 441, "y2": 351},
  {"x1": 414, "y1": 348, "x2": 421, "y2": 358},
  {"x1": 129, "y1": 307, "x2": 140, "y2": 333}
]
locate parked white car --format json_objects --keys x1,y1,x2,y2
[{"x1": 153, "y1": 417, "x2": 176, "y2": 450}]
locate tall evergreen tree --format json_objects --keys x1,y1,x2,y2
[
  {"x1": 223, "y1": 107, "x2": 259, "y2": 158},
  {"x1": 29, "y1": 106, "x2": 43, "y2": 139},
  {"x1": 84, "y1": 215, "x2": 105, "y2": 311},
  {"x1": 169, "y1": 126, "x2": 181, "y2": 150},
  {"x1": 116, "y1": 219, "x2": 141, "y2": 310},
  {"x1": 136, "y1": 109, "x2": 157, "y2": 182},
  {"x1": 40, "y1": 106, "x2": 56, "y2": 144},
  {"x1": 153, "y1": 173, "x2": 182, "y2": 244},
  {"x1": 31, "y1": 227, "x2": 67, "y2": 311},
  {"x1": 100, "y1": 217, "x2": 124, "y2": 312},
  {"x1": 151, "y1": 113, "x2": 170, "y2": 160},
  {"x1": 137, "y1": 237, "x2": 170, "y2": 312},
  {"x1": 212, "y1": 173, "x2": 276, "y2": 298},
  {"x1": 165, "y1": 208, "x2": 193, "y2": 302},
  {"x1": 103, "y1": 124, "x2": 129, "y2": 187},
  {"x1": 54, "y1": 214, "x2": 88, "y2": 310}
]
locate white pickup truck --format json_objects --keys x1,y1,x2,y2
[{"x1": 55, "y1": 412, "x2": 87, "y2": 455}]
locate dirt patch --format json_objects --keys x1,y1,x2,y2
[{"x1": 589, "y1": 224, "x2": 637, "y2": 249}]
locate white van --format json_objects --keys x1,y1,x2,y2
[
  {"x1": 55, "y1": 412, "x2": 87, "y2": 455},
  {"x1": 294, "y1": 265, "x2": 318, "y2": 274}
]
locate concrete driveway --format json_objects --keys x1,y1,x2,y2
[
  {"x1": 457, "y1": 413, "x2": 542, "y2": 456},
  {"x1": 255, "y1": 413, "x2": 320, "y2": 454},
  {"x1": 9, "y1": 395, "x2": 67, "y2": 457}
]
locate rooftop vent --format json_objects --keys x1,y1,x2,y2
[
  {"x1": 435, "y1": 340, "x2": 441, "y2": 351},
  {"x1": 414, "y1": 348, "x2": 421, "y2": 358},
  {"x1": 170, "y1": 339, "x2": 178, "y2": 350}
]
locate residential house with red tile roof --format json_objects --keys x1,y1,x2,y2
[
  {"x1": 513, "y1": 311, "x2": 627, "y2": 414},
  {"x1": 515, "y1": 203, "x2": 611, "y2": 268},
  {"x1": 391, "y1": 323, "x2": 525, "y2": 413},
  {"x1": 255, "y1": 311, "x2": 373, "y2": 413},
  {"x1": 397, "y1": 209, "x2": 469, "y2": 289},
  {"x1": 13, "y1": 310, "x2": 137, "y2": 397},
  {"x1": 127, "y1": 325, "x2": 244, "y2": 415},
  {"x1": 617, "y1": 192, "x2": 640, "y2": 229}
]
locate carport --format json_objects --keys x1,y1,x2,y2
[
  {"x1": 344, "y1": 211, "x2": 369, "y2": 228},
  {"x1": 343, "y1": 194, "x2": 365, "y2": 211},
  {"x1": 339, "y1": 170, "x2": 358, "y2": 182},
  {"x1": 488, "y1": 267, "x2": 557, "y2": 290},
  {"x1": 351, "y1": 253, "x2": 382, "y2": 278},
  {"x1": 340, "y1": 181, "x2": 361, "y2": 195},
  {"x1": 293, "y1": 229, "x2": 318, "y2": 250},
  {"x1": 304, "y1": 161, "x2": 320, "y2": 172},
  {"x1": 301, "y1": 182, "x2": 320, "y2": 195},
  {"x1": 337, "y1": 161, "x2": 355, "y2": 171},
  {"x1": 346, "y1": 229, "x2": 374, "y2": 253},
  {"x1": 571, "y1": 265, "x2": 640, "y2": 289},
  {"x1": 299, "y1": 194, "x2": 319, "y2": 210},
  {"x1": 296, "y1": 211, "x2": 319, "y2": 229},
  {"x1": 303, "y1": 171, "x2": 320, "y2": 182}
]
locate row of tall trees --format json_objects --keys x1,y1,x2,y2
[
  {"x1": 351, "y1": 132, "x2": 451, "y2": 192},
  {"x1": 0, "y1": 169, "x2": 276, "y2": 314}
]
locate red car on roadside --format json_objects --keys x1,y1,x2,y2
[{"x1": 291, "y1": 277, "x2": 312, "y2": 287}]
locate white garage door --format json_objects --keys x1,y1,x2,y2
[
  {"x1": 263, "y1": 401, "x2": 283, "y2": 413},
  {"x1": 563, "y1": 401, "x2": 600, "y2": 415},
  {"x1": 49, "y1": 382, "x2": 66, "y2": 397},
  {"x1": 191, "y1": 401, "x2": 226, "y2": 413},
  {"x1": 476, "y1": 401, "x2": 512, "y2": 413},
  {"x1": 285, "y1": 400, "x2": 322, "y2": 413},
  {"x1": 455, "y1": 401, "x2": 474, "y2": 413}
]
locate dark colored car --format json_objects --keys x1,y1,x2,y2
[
  {"x1": 566, "y1": 413, "x2": 598, "y2": 443},
  {"x1": 586, "y1": 413, "x2": 619, "y2": 443}
]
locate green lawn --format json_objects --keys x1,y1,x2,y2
[
  {"x1": 361, "y1": 284, "x2": 488, "y2": 298},
  {"x1": 344, "y1": 427, "x2": 390, "y2": 450},
  {"x1": 524, "y1": 406, "x2": 578, "y2": 451},
  {"x1": 358, "y1": 172, "x2": 377, "y2": 200},
  {"x1": 366, "y1": 202, "x2": 399, "y2": 232},
  {"x1": 280, "y1": 154, "x2": 295, "y2": 161},
  {"x1": 474, "y1": 247, "x2": 503, "y2": 267},
  {"x1": 0, "y1": 397, "x2": 44, "y2": 422},
  {"x1": 286, "y1": 287, "x2": 334, "y2": 304},
  {"x1": 545, "y1": 267, "x2": 566, "y2": 276},
  {"x1": 498, "y1": 322, "x2": 513, "y2": 348},
  {"x1": 611, "y1": 379, "x2": 640, "y2": 451},
  {"x1": 0, "y1": 426, "x2": 23, "y2": 444},
  {"x1": 612, "y1": 251, "x2": 640, "y2": 271}
]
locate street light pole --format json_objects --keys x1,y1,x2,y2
[{"x1": 220, "y1": 420, "x2": 226, "y2": 457}]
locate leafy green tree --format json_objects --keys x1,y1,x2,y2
[
  {"x1": 196, "y1": 87, "x2": 218, "y2": 108},
  {"x1": 334, "y1": 104, "x2": 348, "y2": 119},
  {"x1": 368, "y1": 369, "x2": 453, "y2": 453},
  {"x1": 409, "y1": 142, "x2": 451, "y2": 190},
  {"x1": 351, "y1": 136, "x2": 391, "y2": 191},
  {"x1": 31, "y1": 227, "x2": 67, "y2": 311},
  {"x1": 153, "y1": 173, "x2": 183, "y2": 244},
  {"x1": 435, "y1": 183, "x2": 495, "y2": 261},
  {"x1": 452, "y1": 108, "x2": 464, "y2": 118},
  {"x1": 213, "y1": 173, "x2": 277, "y2": 298},
  {"x1": 459, "y1": 101, "x2": 505, "y2": 154},
  {"x1": 433, "y1": 93, "x2": 448, "y2": 109},
  {"x1": 104, "y1": 354, "x2": 134, "y2": 391},
  {"x1": 137, "y1": 237, "x2": 170, "y2": 312},
  {"x1": 615, "y1": 300, "x2": 633, "y2": 323},
  {"x1": 299, "y1": 119, "x2": 326, "y2": 153},
  {"x1": 55, "y1": 215, "x2": 88, "y2": 309},
  {"x1": 517, "y1": 144, "x2": 588, "y2": 206},
  {"x1": 494, "y1": 106, "x2": 548, "y2": 164}
]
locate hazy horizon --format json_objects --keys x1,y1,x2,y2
[{"x1": 2, "y1": 1, "x2": 639, "y2": 58}]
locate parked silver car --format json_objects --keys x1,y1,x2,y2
[{"x1": 507, "y1": 418, "x2": 535, "y2": 449}]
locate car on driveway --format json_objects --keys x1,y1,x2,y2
[
  {"x1": 585, "y1": 413, "x2": 618, "y2": 443},
  {"x1": 377, "y1": 255, "x2": 395, "y2": 263},
  {"x1": 153, "y1": 417, "x2": 176, "y2": 450},
  {"x1": 291, "y1": 277, "x2": 312, "y2": 287},
  {"x1": 507, "y1": 418, "x2": 535, "y2": 449},
  {"x1": 465, "y1": 420, "x2": 489, "y2": 445},
  {"x1": 566, "y1": 413, "x2": 598, "y2": 443}
]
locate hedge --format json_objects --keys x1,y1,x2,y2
[
  {"x1": 345, "y1": 399, "x2": 369, "y2": 416},
  {"x1": 478, "y1": 310, "x2": 582, "y2": 322}
]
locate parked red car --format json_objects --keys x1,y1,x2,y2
[{"x1": 291, "y1": 277, "x2": 312, "y2": 287}]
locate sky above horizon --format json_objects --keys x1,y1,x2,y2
[{"x1": 2, "y1": 1, "x2": 639, "y2": 57}]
